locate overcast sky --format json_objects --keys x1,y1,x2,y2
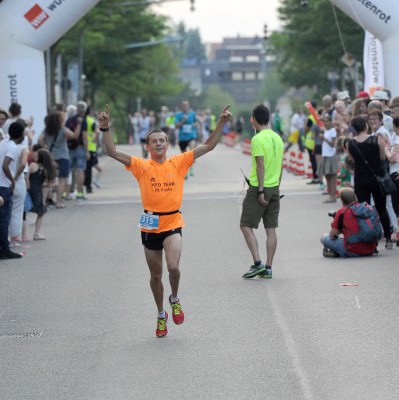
[{"x1": 154, "y1": 0, "x2": 282, "y2": 43}]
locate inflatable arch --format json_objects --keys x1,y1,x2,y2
[
  {"x1": 329, "y1": 0, "x2": 399, "y2": 95},
  {"x1": 0, "y1": 0, "x2": 100, "y2": 137}
]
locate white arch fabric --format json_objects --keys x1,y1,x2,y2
[
  {"x1": 329, "y1": 0, "x2": 399, "y2": 95},
  {"x1": 0, "y1": 0, "x2": 100, "y2": 137}
]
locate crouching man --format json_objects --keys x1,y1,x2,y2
[{"x1": 321, "y1": 187, "x2": 381, "y2": 257}]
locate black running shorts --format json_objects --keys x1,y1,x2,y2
[{"x1": 141, "y1": 228, "x2": 182, "y2": 250}]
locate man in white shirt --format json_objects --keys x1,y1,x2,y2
[
  {"x1": 0, "y1": 121, "x2": 25, "y2": 259},
  {"x1": 318, "y1": 113, "x2": 338, "y2": 203}
]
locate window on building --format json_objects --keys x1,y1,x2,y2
[
  {"x1": 232, "y1": 72, "x2": 243, "y2": 81},
  {"x1": 218, "y1": 71, "x2": 230, "y2": 80},
  {"x1": 246, "y1": 55, "x2": 260, "y2": 62},
  {"x1": 230, "y1": 56, "x2": 244, "y2": 63},
  {"x1": 244, "y1": 72, "x2": 256, "y2": 80}
]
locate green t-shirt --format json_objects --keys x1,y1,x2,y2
[{"x1": 249, "y1": 128, "x2": 284, "y2": 188}]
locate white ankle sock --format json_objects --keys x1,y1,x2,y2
[
  {"x1": 158, "y1": 310, "x2": 166, "y2": 318},
  {"x1": 170, "y1": 295, "x2": 179, "y2": 303}
]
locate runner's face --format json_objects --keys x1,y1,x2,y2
[
  {"x1": 182, "y1": 101, "x2": 189, "y2": 112},
  {"x1": 147, "y1": 132, "x2": 168, "y2": 156}
]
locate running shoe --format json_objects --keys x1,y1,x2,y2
[
  {"x1": 242, "y1": 264, "x2": 265, "y2": 279},
  {"x1": 156, "y1": 312, "x2": 168, "y2": 337},
  {"x1": 258, "y1": 268, "x2": 272, "y2": 279},
  {"x1": 169, "y1": 295, "x2": 184, "y2": 325},
  {"x1": 322, "y1": 248, "x2": 339, "y2": 258}
]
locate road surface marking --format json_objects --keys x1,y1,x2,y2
[{"x1": 355, "y1": 296, "x2": 361, "y2": 309}]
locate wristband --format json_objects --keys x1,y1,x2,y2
[{"x1": 99, "y1": 127, "x2": 109, "y2": 132}]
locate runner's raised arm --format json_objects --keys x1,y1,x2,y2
[{"x1": 97, "y1": 104, "x2": 131, "y2": 167}]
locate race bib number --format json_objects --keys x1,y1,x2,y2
[
  {"x1": 139, "y1": 212, "x2": 159, "y2": 230},
  {"x1": 182, "y1": 124, "x2": 193, "y2": 134}
]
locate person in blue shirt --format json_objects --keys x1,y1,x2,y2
[{"x1": 175, "y1": 100, "x2": 199, "y2": 177}]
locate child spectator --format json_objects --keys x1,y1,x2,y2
[
  {"x1": 336, "y1": 136, "x2": 352, "y2": 188},
  {"x1": 28, "y1": 147, "x2": 56, "y2": 240}
]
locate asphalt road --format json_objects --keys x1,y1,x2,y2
[{"x1": 1, "y1": 143, "x2": 398, "y2": 400}]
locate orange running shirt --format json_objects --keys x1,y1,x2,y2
[{"x1": 125, "y1": 151, "x2": 194, "y2": 233}]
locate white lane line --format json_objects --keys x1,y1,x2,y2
[
  {"x1": 267, "y1": 290, "x2": 314, "y2": 400},
  {"x1": 355, "y1": 296, "x2": 361, "y2": 309}
]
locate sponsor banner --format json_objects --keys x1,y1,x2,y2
[
  {"x1": 329, "y1": 0, "x2": 396, "y2": 40},
  {"x1": 0, "y1": 0, "x2": 100, "y2": 51},
  {"x1": 363, "y1": 31, "x2": 385, "y2": 94},
  {"x1": 0, "y1": 42, "x2": 47, "y2": 141}
]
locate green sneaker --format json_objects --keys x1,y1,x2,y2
[
  {"x1": 258, "y1": 268, "x2": 272, "y2": 279},
  {"x1": 242, "y1": 264, "x2": 265, "y2": 279}
]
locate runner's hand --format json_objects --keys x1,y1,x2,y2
[
  {"x1": 97, "y1": 104, "x2": 110, "y2": 129},
  {"x1": 220, "y1": 105, "x2": 232, "y2": 122}
]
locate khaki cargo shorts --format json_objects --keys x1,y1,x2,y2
[{"x1": 240, "y1": 186, "x2": 280, "y2": 229}]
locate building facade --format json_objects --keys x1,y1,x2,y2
[{"x1": 202, "y1": 36, "x2": 265, "y2": 106}]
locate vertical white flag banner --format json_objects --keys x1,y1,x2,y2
[{"x1": 363, "y1": 31, "x2": 385, "y2": 95}]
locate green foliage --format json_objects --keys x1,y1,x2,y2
[
  {"x1": 201, "y1": 85, "x2": 237, "y2": 115},
  {"x1": 269, "y1": 0, "x2": 363, "y2": 95},
  {"x1": 258, "y1": 67, "x2": 289, "y2": 111},
  {"x1": 53, "y1": 0, "x2": 182, "y2": 142},
  {"x1": 176, "y1": 22, "x2": 206, "y2": 63}
]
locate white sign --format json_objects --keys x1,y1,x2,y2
[{"x1": 363, "y1": 31, "x2": 385, "y2": 94}]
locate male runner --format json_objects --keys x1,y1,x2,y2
[
  {"x1": 175, "y1": 100, "x2": 199, "y2": 177},
  {"x1": 97, "y1": 104, "x2": 231, "y2": 337}
]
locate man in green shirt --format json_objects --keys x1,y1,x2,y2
[{"x1": 240, "y1": 104, "x2": 284, "y2": 279}]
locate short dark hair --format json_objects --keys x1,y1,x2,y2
[
  {"x1": 8, "y1": 102, "x2": 21, "y2": 117},
  {"x1": 350, "y1": 116, "x2": 367, "y2": 134},
  {"x1": 32, "y1": 144, "x2": 44, "y2": 152},
  {"x1": 145, "y1": 129, "x2": 168, "y2": 144},
  {"x1": 15, "y1": 118, "x2": 26, "y2": 128},
  {"x1": 340, "y1": 187, "x2": 356, "y2": 205},
  {"x1": 393, "y1": 117, "x2": 399, "y2": 129},
  {"x1": 252, "y1": 104, "x2": 270, "y2": 126},
  {"x1": 8, "y1": 122, "x2": 25, "y2": 140}
]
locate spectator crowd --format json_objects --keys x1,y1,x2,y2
[{"x1": 286, "y1": 88, "x2": 399, "y2": 252}]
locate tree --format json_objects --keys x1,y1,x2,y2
[
  {"x1": 201, "y1": 84, "x2": 237, "y2": 114},
  {"x1": 52, "y1": 0, "x2": 183, "y2": 141},
  {"x1": 268, "y1": 0, "x2": 364, "y2": 95},
  {"x1": 258, "y1": 67, "x2": 289, "y2": 111},
  {"x1": 176, "y1": 22, "x2": 205, "y2": 64}
]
